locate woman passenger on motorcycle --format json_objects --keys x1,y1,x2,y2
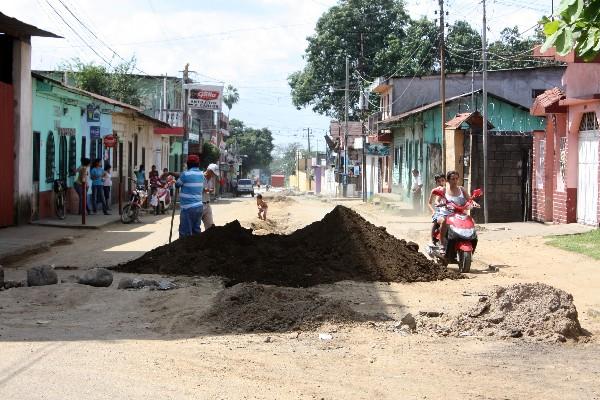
[
  {"x1": 438, "y1": 170, "x2": 478, "y2": 249},
  {"x1": 427, "y1": 173, "x2": 447, "y2": 242}
]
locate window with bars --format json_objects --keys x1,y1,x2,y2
[
  {"x1": 45, "y1": 131, "x2": 55, "y2": 183},
  {"x1": 68, "y1": 136, "x2": 76, "y2": 176},
  {"x1": 579, "y1": 112, "x2": 599, "y2": 131}
]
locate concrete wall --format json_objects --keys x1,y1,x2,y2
[
  {"x1": 13, "y1": 40, "x2": 32, "y2": 224},
  {"x1": 471, "y1": 135, "x2": 533, "y2": 223},
  {"x1": 390, "y1": 67, "x2": 565, "y2": 115}
]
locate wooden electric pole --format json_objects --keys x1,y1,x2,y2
[
  {"x1": 182, "y1": 63, "x2": 190, "y2": 163},
  {"x1": 439, "y1": 0, "x2": 446, "y2": 172},
  {"x1": 482, "y1": 0, "x2": 489, "y2": 224}
]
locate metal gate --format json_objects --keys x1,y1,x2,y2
[
  {"x1": 577, "y1": 130, "x2": 599, "y2": 225},
  {"x1": 0, "y1": 82, "x2": 14, "y2": 227}
]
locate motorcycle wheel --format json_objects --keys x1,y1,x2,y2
[
  {"x1": 121, "y1": 204, "x2": 134, "y2": 224},
  {"x1": 458, "y1": 251, "x2": 472, "y2": 273},
  {"x1": 55, "y1": 193, "x2": 66, "y2": 220}
]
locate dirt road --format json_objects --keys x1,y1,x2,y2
[{"x1": 1, "y1": 194, "x2": 599, "y2": 399}]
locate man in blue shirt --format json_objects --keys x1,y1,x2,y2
[
  {"x1": 176, "y1": 155, "x2": 204, "y2": 237},
  {"x1": 90, "y1": 159, "x2": 110, "y2": 215}
]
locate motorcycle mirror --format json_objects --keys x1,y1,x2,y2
[{"x1": 471, "y1": 188, "x2": 483, "y2": 198}]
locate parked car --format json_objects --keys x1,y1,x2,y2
[{"x1": 236, "y1": 179, "x2": 255, "y2": 197}]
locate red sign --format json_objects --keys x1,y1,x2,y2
[
  {"x1": 103, "y1": 134, "x2": 117, "y2": 148},
  {"x1": 193, "y1": 90, "x2": 220, "y2": 100}
]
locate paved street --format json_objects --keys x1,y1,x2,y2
[{"x1": 1, "y1": 195, "x2": 599, "y2": 400}]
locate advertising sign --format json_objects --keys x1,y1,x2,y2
[
  {"x1": 103, "y1": 134, "x2": 117, "y2": 148},
  {"x1": 90, "y1": 126, "x2": 101, "y2": 139},
  {"x1": 86, "y1": 104, "x2": 101, "y2": 122},
  {"x1": 365, "y1": 143, "x2": 390, "y2": 156},
  {"x1": 185, "y1": 84, "x2": 223, "y2": 111}
]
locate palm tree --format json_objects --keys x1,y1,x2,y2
[{"x1": 223, "y1": 84, "x2": 240, "y2": 119}]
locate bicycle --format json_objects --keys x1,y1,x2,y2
[{"x1": 53, "y1": 179, "x2": 66, "y2": 220}]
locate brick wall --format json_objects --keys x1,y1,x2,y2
[{"x1": 471, "y1": 135, "x2": 533, "y2": 222}]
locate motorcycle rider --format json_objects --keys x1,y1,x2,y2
[
  {"x1": 439, "y1": 170, "x2": 479, "y2": 249},
  {"x1": 427, "y1": 173, "x2": 447, "y2": 244}
]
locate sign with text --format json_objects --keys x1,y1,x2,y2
[
  {"x1": 58, "y1": 128, "x2": 76, "y2": 136},
  {"x1": 90, "y1": 126, "x2": 101, "y2": 139},
  {"x1": 103, "y1": 134, "x2": 117, "y2": 148},
  {"x1": 185, "y1": 84, "x2": 223, "y2": 111},
  {"x1": 365, "y1": 143, "x2": 390, "y2": 156}
]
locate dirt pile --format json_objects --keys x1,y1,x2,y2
[
  {"x1": 421, "y1": 283, "x2": 584, "y2": 340},
  {"x1": 116, "y1": 205, "x2": 458, "y2": 287},
  {"x1": 204, "y1": 283, "x2": 377, "y2": 332}
]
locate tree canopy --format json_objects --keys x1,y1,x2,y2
[
  {"x1": 223, "y1": 85, "x2": 240, "y2": 117},
  {"x1": 541, "y1": 0, "x2": 600, "y2": 60},
  {"x1": 270, "y1": 143, "x2": 302, "y2": 177},
  {"x1": 289, "y1": 0, "x2": 550, "y2": 119},
  {"x1": 60, "y1": 57, "x2": 144, "y2": 106},
  {"x1": 226, "y1": 119, "x2": 274, "y2": 170}
]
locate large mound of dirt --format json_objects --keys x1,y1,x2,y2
[
  {"x1": 204, "y1": 283, "x2": 376, "y2": 332},
  {"x1": 421, "y1": 283, "x2": 584, "y2": 340},
  {"x1": 116, "y1": 205, "x2": 459, "y2": 287}
]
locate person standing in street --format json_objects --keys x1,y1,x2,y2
[
  {"x1": 176, "y1": 155, "x2": 204, "y2": 237},
  {"x1": 91, "y1": 159, "x2": 110, "y2": 215},
  {"x1": 102, "y1": 164, "x2": 112, "y2": 211},
  {"x1": 411, "y1": 168, "x2": 423, "y2": 212},
  {"x1": 74, "y1": 158, "x2": 91, "y2": 215},
  {"x1": 201, "y1": 163, "x2": 219, "y2": 230},
  {"x1": 135, "y1": 164, "x2": 146, "y2": 188}
]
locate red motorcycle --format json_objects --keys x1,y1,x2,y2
[{"x1": 427, "y1": 188, "x2": 483, "y2": 273}]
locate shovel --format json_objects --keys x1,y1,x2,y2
[{"x1": 169, "y1": 188, "x2": 179, "y2": 244}]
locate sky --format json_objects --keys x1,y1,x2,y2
[{"x1": 1, "y1": 0, "x2": 554, "y2": 150}]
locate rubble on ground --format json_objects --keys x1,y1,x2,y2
[
  {"x1": 418, "y1": 283, "x2": 585, "y2": 341},
  {"x1": 116, "y1": 205, "x2": 460, "y2": 287},
  {"x1": 117, "y1": 277, "x2": 177, "y2": 290},
  {"x1": 203, "y1": 282, "x2": 383, "y2": 333},
  {"x1": 27, "y1": 265, "x2": 58, "y2": 287},
  {"x1": 78, "y1": 268, "x2": 113, "y2": 287}
]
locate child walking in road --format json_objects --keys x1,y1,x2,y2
[{"x1": 256, "y1": 194, "x2": 268, "y2": 221}]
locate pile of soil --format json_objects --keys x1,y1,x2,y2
[
  {"x1": 421, "y1": 283, "x2": 584, "y2": 340},
  {"x1": 204, "y1": 282, "x2": 376, "y2": 332},
  {"x1": 116, "y1": 205, "x2": 459, "y2": 287}
]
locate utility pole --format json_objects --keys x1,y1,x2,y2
[
  {"x1": 482, "y1": 0, "x2": 489, "y2": 224},
  {"x1": 182, "y1": 63, "x2": 190, "y2": 165},
  {"x1": 344, "y1": 55, "x2": 349, "y2": 197},
  {"x1": 439, "y1": 0, "x2": 446, "y2": 172},
  {"x1": 360, "y1": 33, "x2": 367, "y2": 203}
]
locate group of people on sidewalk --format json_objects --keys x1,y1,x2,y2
[{"x1": 74, "y1": 158, "x2": 112, "y2": 216}]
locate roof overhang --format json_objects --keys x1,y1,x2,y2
[
  {"x1": 0, "y1": 12, "x2": 61, "y2": 38},
  {"x1": 559, "y1": 96, "x2": 600, "y2": 106},
  {"x1": 530, "y1": 87, "x2": 567, "y2": 116},
  {"x1": 154, "y1": 127, "x2": 183, "y2": 136},
  {"x1": 445, "y1": 111, "x2": 494, "y2": 130}
]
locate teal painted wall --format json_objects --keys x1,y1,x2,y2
[
  {"x1": 389, "y1": 93, "x2": 545, "y2": 199},
  {"x1": 33, "y1": 77, "x2": 119, "y2": 193}
]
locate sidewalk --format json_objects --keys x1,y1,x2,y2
[
  {"x1": 0, "y1": 224, "x2": 83, "y2": 265},
  {"x1": 31, "y1": 212, "x2": 121, "y2": 229}
]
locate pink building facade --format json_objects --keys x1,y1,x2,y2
[{"x1": 531, "y1": 50, "x2": 600, "y2": 226}]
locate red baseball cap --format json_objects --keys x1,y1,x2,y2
[{"x1": 187, "y1": 154, "x2": 200, "y2": 163}]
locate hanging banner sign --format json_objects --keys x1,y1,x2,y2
[
  {"x1": 86, "y1": 104, "x2": 101, "y2": 122},
  {"x1": 184, "y1": 84, "x2": 223, "y2": 111},
  {"x1": 365, "y1": 143, "x2": 390, "y2": 156}
]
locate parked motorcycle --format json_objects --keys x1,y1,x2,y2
[
  {"x1": 427, "y1": 188, "x2": 483, "y2": 273},
  {"x1": 121, "y1": 179, "x2": 148, "y2": 224},
  {"x1": 153, "y1": 177, "x2": 174, "y2": 215}
]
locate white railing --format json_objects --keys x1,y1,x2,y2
[{"x1": 154, "y1": 110, "x2": 184, "y2": 127}]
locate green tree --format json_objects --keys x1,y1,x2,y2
[
  {"x1": 200, "y1": 142, "x2": 220, "y2": 169},
  {"x1": 223, "y1": 85, "x2": 240, "y2": 118},
  {"x1": 541, "y1": 0, "x2": 600, "y2": 60},
  {"x1": 288, "y1": 0, "x2": 411, "y2": 119},
  {"x1": 225, "y1": 120, "x2": 274, "y2": 169},
  {"x1": 487, "y1": 27, "x2": 545, "y2": 69},
  {"x1": 445, "y1": 21, "x2": 482, "y2": 72},
  {"x1": 270, "y1": 143, "x2": 302, "y2": 177},
  {"x1": 60, "y1": 57, "x2": 144, "y2": 106}
]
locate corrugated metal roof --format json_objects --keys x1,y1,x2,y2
[
  {"x1": 530, "y1": 87, "x2": 566, "y2": 116},
  {"x1": 0, "y1": 12, "x2": 61, "y2": 38},
  {"x1": 445, "y1": 111, "x2": 494, "y2": 129}
]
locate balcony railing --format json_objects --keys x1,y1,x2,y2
[{"x1": 154, "y1": 109, "x2": 184, "y2": 127}]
